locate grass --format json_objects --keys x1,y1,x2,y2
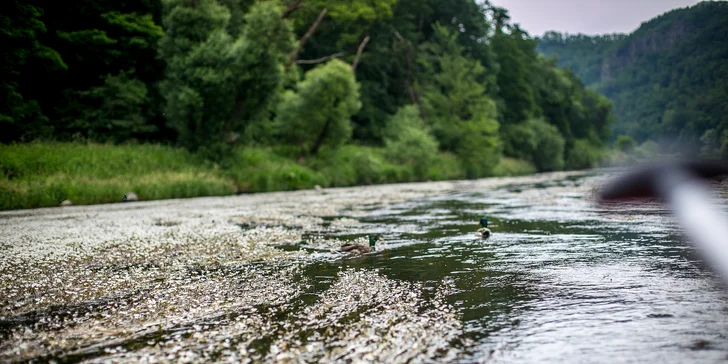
[
  {"x1": 492, "y1": 157, "x2": 537, "y2": 176},
  {"x1": 0, "y1": 142, "x2": 537, "y2": 210},
  {"x1": 0, "y1": 143, "x2": 234, "y2": 210}
]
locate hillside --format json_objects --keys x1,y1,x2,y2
[{"x1": 537, "y1": 1, "x2": 728, "y2": 156}]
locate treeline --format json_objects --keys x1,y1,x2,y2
[
  {"x1": 2, "y1": 0, "x2": 615, "y2": 178},
  {"x1": 537, "y1": 1, "x2": 728, "y2": 159}
]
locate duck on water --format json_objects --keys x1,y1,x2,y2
[{"x1": 340, "y1": 234, "x2": 384, "y2": 254}]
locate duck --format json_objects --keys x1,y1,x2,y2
[
  {"x1": 340, "y1": 234, "x2": 383, "y2": 254},
  {"x1": 477, "y1": 218, "x2": 491, "y2": 240}
]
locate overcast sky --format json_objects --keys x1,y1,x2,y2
[{"x1": 489, "y1": 0, "x2": 705, "y2": 36}]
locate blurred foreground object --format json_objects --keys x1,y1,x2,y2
[{"x1": 599, "y1": 159, "x2": 728, "y2": 286}]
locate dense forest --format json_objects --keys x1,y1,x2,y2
[
  {"x1": 2, "y1": 0, "x2": 614, "y2": 180},
  {"x1": 537, "y1": 1, "x2": 728, "y2": 158}
]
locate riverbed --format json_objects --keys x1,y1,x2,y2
[{"x1": 1, "y1": 171, "x2": 727, "y2": 363}]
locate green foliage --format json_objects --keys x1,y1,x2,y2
[
  {"x1": 306, "y1": 146, "x2": 402, "y2": 186},
  {"x1": 1, "y1": 0, "x2": 622, "y2": 210},
  {"x1": 531, "y1": 56, "x2": 613, "y2": 148},
  {"x1": 501, "y1": 118, "x2": 564, "y2": 172},
  {"x1": 292, "y1": 0, "x2": 397, "y2": 48},
  {"x1": 32, "y1": 0, "x2": 164, "y2": 140},
  {"x1": 0, "y1": 0, "x2": 66, "y2": 142},
  {"x1": 615, "y1": 135, "x2": 636, "y2": 154},
  {"x1": 67, "y1": 72, "x2": 154, "y2": 142},
  {"x1": 0, "y1": 142, "x2": 233, "y2": 210},
  {"x1": 417, "y1": 24, "x2": 501, "y2": 178},
  {"x1": 492, "y1": 26, "x2": 539, "y2": 125},
  {"x1": 383, "y1": 105, "x2": 439, "y2": 179},
  {"x1": 538, "y1": 2, "x2": 728, "y2": 149},
  {"x1": 224, "y1": 148, "x2": 326, "y2": 192},
  {"x1": 492, "y1": 157, "x2": 538, "y2": 177},
  {"x1": 277, "y1": 59, "x2": 361, "y2": 156},
  {"x1": 160, "y1": 0, "x2": 295, "y2": 155},
  {"x1": 566, "y1": 139, "x2": 602, "y2": 170},
  {"x1": 537, "y1": 32, "x2": 625, "y2": 86}
]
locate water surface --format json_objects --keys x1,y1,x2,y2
[{"x1": 1, "y1": 171, "x2": 727, "y2": 362}]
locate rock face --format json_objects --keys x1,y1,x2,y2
[
  {"x1": 123, "y1": 192, "x2": 139, "y2": 202},
  {"x1": 59, "y1": 200, "x2": 73, "y2": 207},
  {"x1": 601, "y1": 20, "x2": 691, "y2": 79}
]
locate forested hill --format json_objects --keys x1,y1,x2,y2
[
  {"x1": 3, "y1": 0, "x2": 614, "y2": 178},
  {"x1": 537, "y1": 1, "x2": 728, "y2": 156}
]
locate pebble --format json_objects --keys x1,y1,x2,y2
[{"x1": 123, "y1": 192, "x2": 139, "y2": 202}]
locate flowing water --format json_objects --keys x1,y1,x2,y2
[{"x1": 1, "y1": 171, "x2": 727, "y2": 363}]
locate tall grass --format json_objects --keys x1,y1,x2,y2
[
  {"x1": 0, "y1": 142, "x2": 547, "y2": 210},
  {"x1": 0, "y1": 143, "x2": 233, "y2": 210},
  {"x1": 223, "y1": 148, "x2": 326, "y2": 192},
  {"x1": 492, "y1": 157, "x2": 537, "y2": 177}
]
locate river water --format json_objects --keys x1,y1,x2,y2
[{"x1": 1, "y1": 171, "x2": 727, "y2": 363}]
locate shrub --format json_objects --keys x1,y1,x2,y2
[
  {"x1": 615, "y1": 135, "x2": 636, "y2": 153},
  {"x1": 492, "y1": 157, "x2": 537, "y2": 176},
  {"x1": 383, "y1": 105, "x2": 439, "y2": 179},
  {"x1": 277, "y1": 59, "x2": 361, "y2": 157},
  {"x1": 502, "y1": 118, "x2": 565, "y2": 172},
  {"x1": 566, "y1": 139, "x2": 602, "y2": 170}
]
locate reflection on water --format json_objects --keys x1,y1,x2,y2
[
  {"x1": 1, "y1": 171, "x2": 727, "y2": 362},
  {"x1": 312, "y1": 173, "x2": 728, "y2": 363}
]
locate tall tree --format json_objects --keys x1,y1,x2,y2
[
  {"x1": 417, "y1": 24, "x2": 500, "y2": 178},
  {"x1": 0, "y1": 0, "x2": 66, "y2": 142},
  {"x1": 491, "y1": 17, "x2": 539, "y2": 125},
  {"x1": 159, "y1": 0, "x2": 295, "y2": 156},
  {"x1": 277, "y1": 59, "x2": 361, "y2": 157}
]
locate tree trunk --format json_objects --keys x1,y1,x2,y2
[{"x1": 309, "y1": 117, "x2": 332, "y2": 156}]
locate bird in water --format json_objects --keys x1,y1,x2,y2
[
  {"x1": 340, "y1": 234, "x2": 383, "y2": 254},
  {"x1": 477, "y1": 218, "x2": 491, "y2": 240}
]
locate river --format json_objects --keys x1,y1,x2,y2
[{"x1": 1, "y1": 170, "x2": 727, "y2": 363}]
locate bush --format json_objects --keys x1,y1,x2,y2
[
  {"x1": 502, "y1": 118, "x2": 565, "y2": 172},
  {"x1": 224, "y1": 148, "x2": 326, "y2": 192},
  {"x1": 277, "y1": 59, "x2": 361, "y2": 157},
  {"x1": 615, "y1": 135, "x2": 636, "y2": 153},
  {"x1": 383, "y1": 105, "x2": 439, "y2": 179},
  {"x1": 492, "y1": 157, "x2": 537, "y2": 176},
  {"x1": 566, "y1": 139, "x2": 602, "y2": 170},
  {"x1": 69, "y1": 72, "x2": 154, "y2": 142},
  {"x1": 306, "y1": 145, "x2": 404, "y2": 186},
  {"x1": 418, "y1": 24, "x2": 501, "y2": 178},
  {"x1": 425, "y1": 152, "x2": 464, "y2": 181},
  {"x1": 634, "y1": 139, "x2": 659, "y2": 159},
  {"x1": 159, "y1": 0, "x2": 294, "y2": 155}
]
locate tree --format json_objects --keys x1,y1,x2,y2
[
  {"x1": 566, "y1": 139, "x2": 601, "y2": 170},
  {"x1": 501, "y1": 118, "x2": 565, "y2": 172},
  {"x1": 537, "y1": 2, "x2": 728, "y2": 149},
  {"x1": 615, "y1": 135, "x2": 636, "y2": 154},
  {"x1": 277, "y1": 59, "x2": 361, "y2": 157},
  {"x1": 0, "y1": 0, "x2": 66, "y2": 142},
  {"x1": 159, "y1": 0, "x2": 295, "y2": 155},
  {"x1": 18, "y1": 0, "x2": 165, "y2": 141},
  {"x1": 491, "y1": 23, "x2": 539, "y2": 125},
  {"x1": 69, "y1": 72, "x2": 153, "y2": 142},
  {"x1": 417, "y1": 23, "x2": 500, "y2": 178},
  {"x1": 158, "y1": 0, "x2": 232, "y2": 154},
  {"x1": 383, "y1": 105, "x2": 439, "y2": 178}
]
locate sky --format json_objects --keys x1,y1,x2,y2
[{"x1": 488, "y1": 0, "x2": 705, "y2": 36}]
